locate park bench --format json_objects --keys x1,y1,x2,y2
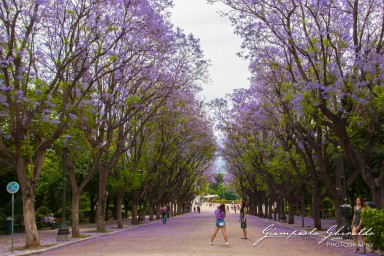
[
  {"x1": 39, "y1": 218, "x2": 61, "y2": 229},
  {"x1": 39, "y1": 219, "x2": 52, "y2": 229}
]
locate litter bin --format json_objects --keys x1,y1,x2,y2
[{"x1": 6, "y1": 217, "x2": 14, "y2": 235}]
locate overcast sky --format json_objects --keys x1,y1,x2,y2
[{"x1": 169, "y1": 0, "x2": 249, "y2": 101}]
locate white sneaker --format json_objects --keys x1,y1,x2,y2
[
  {"x1": 225, "y1": 242, "x2": 229, "y2": 246},
  {"x1": 209, "y1": 241, "x2": 213, "y2": 245}
]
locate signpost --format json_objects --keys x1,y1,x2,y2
[{"x1": 6, "y1": 181, "x2": 20, "y2": 252}]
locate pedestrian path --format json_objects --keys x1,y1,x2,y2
[
  {"x1": 0, "y1": 217, "x2": 140, "y2": 256},
  {"x1": 0, "y1": 205, "x2": 380, "y2": 256}
]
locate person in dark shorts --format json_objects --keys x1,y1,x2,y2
[
  {"x1": 240, "y1": 200, "x2": 247, "y2": 239},
  {"x1": 161, "y1": 205, "x2": 167, "y2": 224},
  {"x1": 351, "y1": 197, "x2": 366, "y2": 253}
]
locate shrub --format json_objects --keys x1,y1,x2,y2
[
  {"x1": 362, "y1": 208, "x2": 384, "y2": 252},
  {"x1": 36, "y1": 206, "x2": 52, "y2": 223}
]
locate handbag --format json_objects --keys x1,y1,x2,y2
[{"x1": 219, "y1": 221, "x2": 225, "y2": 227}]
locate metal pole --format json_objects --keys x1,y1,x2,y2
[
  {"x1": 57, "y1": 138, "x2": 70, "y2": 240},
  {"x1": 11, "y1": 193, "x2": 14, "y2": 252}
]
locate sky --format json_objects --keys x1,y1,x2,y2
[
  {"x1": 170, "y1": 0, "x2": 249, "y2": 173},
  {"x1": 169, "y1": 0, "x2": 250, "y2": 101}
]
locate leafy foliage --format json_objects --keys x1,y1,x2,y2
[{"x1": 362, "y1": 208, "x2": 384, "y2": 251}]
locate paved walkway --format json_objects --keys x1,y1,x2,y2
[{"x1": 0, "y1": 205, "x2": 381, "y2": 256}]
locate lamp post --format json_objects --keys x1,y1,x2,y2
[{"x1": 57, "y1": 137, "x2": 70, "y2": 241}]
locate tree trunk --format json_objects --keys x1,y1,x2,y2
[
  {"x1": 71, "y1": 192, "x2": 81, "y2": 238},
  {"x1": 104, "y1": 195, "x2": 110, "y2": 222},
  {"x1": 273, "y1": 207, "x2": 277, "y2": 220},
  {"x1": 249, "y1": 197, "x2": 257, "y2": 215},
  {"x1": 170, "y1": 202, "x2": 175, "y2": 217},
  {"x1": 264, "y1": 198, "x2": 269, "y2": 219},
  {"x1": 149, "y1": 203, "x2": 155, "y2": 221},
  {"x1": 311, "y1": 184, "x2": 322, "y2": 229},
  {"x1": 287, "y1": 198, "x2": 295, "y2": 224},
  {"x1": 124, "y1": 199, "x2": 128, "y2": 219},
  {"x1": 113, "y1": 197, "x2": 117, "y2": 220},
  {"x1": 96, "y1": 167, "x2": 107, "y2": 231},
  {"x1": 90, "y1": 193, "x2": 96, "y2": 223},
  {"x1": 177, "y1": 201, "x2": 180, "y2": 215},
  {"x1": 22, "y1": 186, "x2": 40, "y2": 247},
  {"x1": 334, "y1": 194, "x2": 342, "y2": 228},
  {"x1": 156, "y1": 203, "x2": 161, "y2": 220},
  {"x1": 182, "y1": 203, "x2": 186, "y2": 213},
  {"x1": 142, "y1": 201, "x2": 147, "y2": 222},
  {"x1": 267, "y1": 199, "x2": 273, "y2": 219},
  {"x1": 301, "y1": 193, "x2": 305, "y2": 227},
  {"x1": 16, "y1": 149, "x2": 42, "y2": 248},
  {"x1": 116, "y1": 191, "x2": 123, "y2": 228},
  {"x1": 257, "y1": 191, "x2": 263, "y2": 217},
  {"x1": 131, "y1": 193, "x2": 138, "y2": 225},
  {"x1": 275, "y1": 202, "x2": 279, "y2": 221},
  {"x1": 373, "y1": 186, "x2": 384, "y2": 209}
]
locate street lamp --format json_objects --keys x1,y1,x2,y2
[{"x1": 57, "y1": 137, "x2": 70, "y2": 241}]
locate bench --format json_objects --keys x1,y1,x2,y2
[
  {"x1": 39, "y1": 218, "x2": 61, "y2": 229},
  {"x1": 39, "y1": 220, "x2": 52, "y2": 229},
  {"x1": 56, "y1": 218, "x2": 62, "y2": 227}
]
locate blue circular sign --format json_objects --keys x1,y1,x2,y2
[{"x1": 6, "y1": 182, "x2": 19, "y2": 194}]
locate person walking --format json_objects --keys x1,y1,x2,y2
[
  {"x1": 240, "y1": 200, "x2": 247, "y2": 239},
  {"x1": 161, "y1": 205, "x2": 168, "y2": 224},
  {"x1": 210, "y1": 204, "x2": 229, "y2": 246},
  {"x1": 351, "y1": 197, "x2": 366, "y2": 253}
]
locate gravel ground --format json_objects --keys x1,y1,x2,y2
[{"x1": 0, "y1": 205, "x2": 381, "y2": 256}]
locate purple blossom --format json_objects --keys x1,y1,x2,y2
[
  {"x1": 50, "y1": 120, "x2": 61, "y2": 125},
  {"x1": 45, "y1": 101, "x2": 56, "y2": 107},
  {"x1": 0, "y1": 85, "x2": 12, "y2": 92},
  {"x1": 69, "y1": 113, "x2": 77, "y2": 119}
]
